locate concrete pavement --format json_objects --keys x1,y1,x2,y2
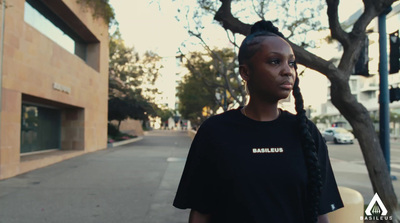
[
  {"x1": 1, "y1": 130, "x2": 399, "y2": 223},
  {"x1": 0, "y1": 130, "x2": 190, "y2": 223}
]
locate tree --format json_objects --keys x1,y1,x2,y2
[
  {"x1": 179, "y1": 48, "x2": 242, "y2": 112},
  {"x1": 76, "y1": 0, "x2": 116, "y2": 26},
  {"x1": 108, "y1": 29, "x2": 160, "y2": 128},
  {"x1": 176, "y1": 20, "x2": 248, "y2": 111},
  {"x1": 191, "y1": 0, "x2": 399, "y2": 221},
  {"x1": 174, "y1": 0, "x2": 322, "y2": 112},
  {"x1": 156, "y1": 108, "x2": 174, "y2": 128},
  {"x1": 176, "y1": 63, "x2": 216, "y2": 127}
]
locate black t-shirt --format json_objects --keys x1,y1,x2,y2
[{"x1": 173, "y1": 108, "x2": 343, "y2": 223}]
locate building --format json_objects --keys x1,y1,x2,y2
[
  {"x1": 320, "y1": 3, "x2": 400, "y2": 134},
  {"x1": 153, "y1": 55, "x2": 184, "y2": 111},
  {"x1": 0, "y1": 0, "x2": 109, "y2": 179},
  {"x1": 149, "y1": 54, "x2": 188, "y2": 130}
]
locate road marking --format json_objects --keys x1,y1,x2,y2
[{"x1": 167, "y1": 157, "x2": 186, "y2": 162}]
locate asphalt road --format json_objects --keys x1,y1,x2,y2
[{"x1": 326, "y1": 140, "x2": 400, "y2": 204}]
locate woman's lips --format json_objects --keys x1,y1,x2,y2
[{"x1": 280, "y1": 81, "x2": 293, "y2": 90}]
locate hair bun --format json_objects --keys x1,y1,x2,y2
[{"x1": 250, "y1": 20, "x2": 281, "y2": 36}]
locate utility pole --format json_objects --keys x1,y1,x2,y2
[{"x1": 378, "y1": 7, "x2": 392, "y2": 175}]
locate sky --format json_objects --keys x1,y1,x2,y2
[
  {"x1": 108, "y1": 0, "x2": 191, "y2": 57},
  {"x1": 108, "y1": 0, "x2": 364, "y2": 111},
  {"x1": 108, "y1": 0, "x2": 362, "y2": 54}
]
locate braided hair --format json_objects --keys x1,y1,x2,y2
[{"x1": 238, "y1": 20, "x2": 323, "y2": 223}]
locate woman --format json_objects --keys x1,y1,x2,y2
[{"x1": 173, "y1": 20, "x2": 343, "y2": 223}]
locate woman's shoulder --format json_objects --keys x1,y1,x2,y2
[
  {"x1": 280, "y1": 110, "x2": 321, "y2": 135},
  {"x1": 279, "y1": 109, "x2": 297, "y2": 123},
  {"x1": 194, "y1": 109, "x2": 241, "y2": 140},
  {"x1": 201, "y1": 108, "x2": 241, "y2": 127}
]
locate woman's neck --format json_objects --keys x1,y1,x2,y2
[{"x1": 242, "y1": 99, "x2": 280, "y2": 121}]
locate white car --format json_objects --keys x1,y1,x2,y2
[{"x1": 322, "y1": 127, "x2": 355, "y2": 144}]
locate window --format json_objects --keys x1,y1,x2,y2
[
  {"x1": 350, "y1": 79, "x2": 358, "y2": 92},
  {"x1": 24, "y1": 1, "x2": 75, "y2": 54},
  {"x1": 21, "y1": 104, "x2": 61, "y2": 154},
  {"x1": 23, "y1": 0, "x2": 100, "y2": 68}
]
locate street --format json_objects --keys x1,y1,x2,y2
[
  {"x1": 327, "y1": 139, "x2": 400, "y2": 165},
  {"x1": 327, "y1": 140, "x2": 400, "y2": 204}
]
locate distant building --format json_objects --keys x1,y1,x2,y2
[
  {"x1": 0, "y1": 0, "x2": 109, "y2": 179},
  {"x1": 150, "y1": 54, "x2": 188, "y2": 130},
  {"x1": 153, "y1": 55, "x2": 185, "y2": 111}
]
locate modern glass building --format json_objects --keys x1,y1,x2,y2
[{"x1": 0, "y1": 0, "x2": 109, "y2": 179}]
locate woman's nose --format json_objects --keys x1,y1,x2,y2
[{"x1": 281, "y1": 63, "x2": 294, "y2": 77}]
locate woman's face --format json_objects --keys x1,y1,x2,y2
[{"x1": 240, "y1": 36, "x2": 296, "y2": 102}]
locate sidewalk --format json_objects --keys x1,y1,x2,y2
[{"x1": 0, "y1": 130, "x2": 190, "y2": 223}]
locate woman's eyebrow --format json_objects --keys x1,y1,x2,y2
[{"x1": 268, "y1": 52, "x2": 295, "y2": 58}]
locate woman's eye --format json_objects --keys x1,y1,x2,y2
[
  {"x1": 289, "y1": 61, "x2": 296, "y2": 67},
  {"x1": 269, "y1": 59, "x2": 280, "y2": 65}
]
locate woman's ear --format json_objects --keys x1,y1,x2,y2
[{"x1": 239, "y1": 65, "x2": 250, "y2": 81}]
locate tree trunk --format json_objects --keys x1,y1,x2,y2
[{"x1": 330, "y1": 78, "x2": 400, "y2": 222}]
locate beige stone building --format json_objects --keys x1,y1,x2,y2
[{"x1": 0, "y1": 0, "x2": 109, "y2": 179}]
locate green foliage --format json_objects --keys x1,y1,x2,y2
[
  {"x1": 156, "y1": 108, "x2": 175, "y2": 123},
  {"x1": 311, "y1": 115, "x2": 331, "y2": 124},
  {"x1": 390, "y1": 112, "x2": 400, "y2": 122},
  {"x1": 108, "y1": 29, "x2": 160, "y2": 124},
  {"x1": 109, "y1": 29, "x2": 162, "y2": 94},
  {"x1": 76, "y1": 0, "x2": 116, "y2": 26},
  {"x1": 107, "y1": 123, "x2": 119, "y2": 137},
  {"x1": 177, "y1": 72, "x2": 215, "y2": 126},
  {"x1": 107, "y1": 122, "x2": 137, "y2": 143},
  {"x1": 177, "y1": 48, "x2": 239, "y2": 126}
]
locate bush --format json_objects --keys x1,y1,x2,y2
[
  {"x1": 108, "y1": 123, "x2": 119, "y2": 137},
  {"x1": 107, "y1": 123, "x2": 137, "y2": 144}
]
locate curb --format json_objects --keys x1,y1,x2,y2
[{"x1": 107, "y1": 136, "x2": 144, "y2": 148}]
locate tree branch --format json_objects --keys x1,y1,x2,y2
[
  {"x1": 326, "y1": 0, "x2": 350, "y2": 48},
  {"x1": 335, "y1": 0, "x2": 395, "y2": 73},
  {"x1": 214, "y1": 0, "x2": 340, "y2": 80},
  {"x1": 215, "y1": 0, "x2": 252, "y2": 35},
  {"x1": 187, "y1": 30, "x2": 245, "y2": 105}
]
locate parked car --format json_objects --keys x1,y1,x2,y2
[{"x1": 322, "y1": 127, "x2": 355, "y2": 144}]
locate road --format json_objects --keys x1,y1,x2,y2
[
  {"x1": 326, "y1": 140, "x2": 400, "y2": 204},
  {"x1": 327, "y1": 140, "x2": 400, "y2": 166}
]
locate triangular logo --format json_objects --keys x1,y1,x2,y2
[{"x1": 365, "y1": 193, "x2": 388, "y2": 216}]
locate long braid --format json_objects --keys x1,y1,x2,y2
[
  {"x1": 239, "y1": 20, "x2": 323, "y2": 223},
  {"x1": 292, "y1": 76, "x2": 323, "y2": 222}
]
